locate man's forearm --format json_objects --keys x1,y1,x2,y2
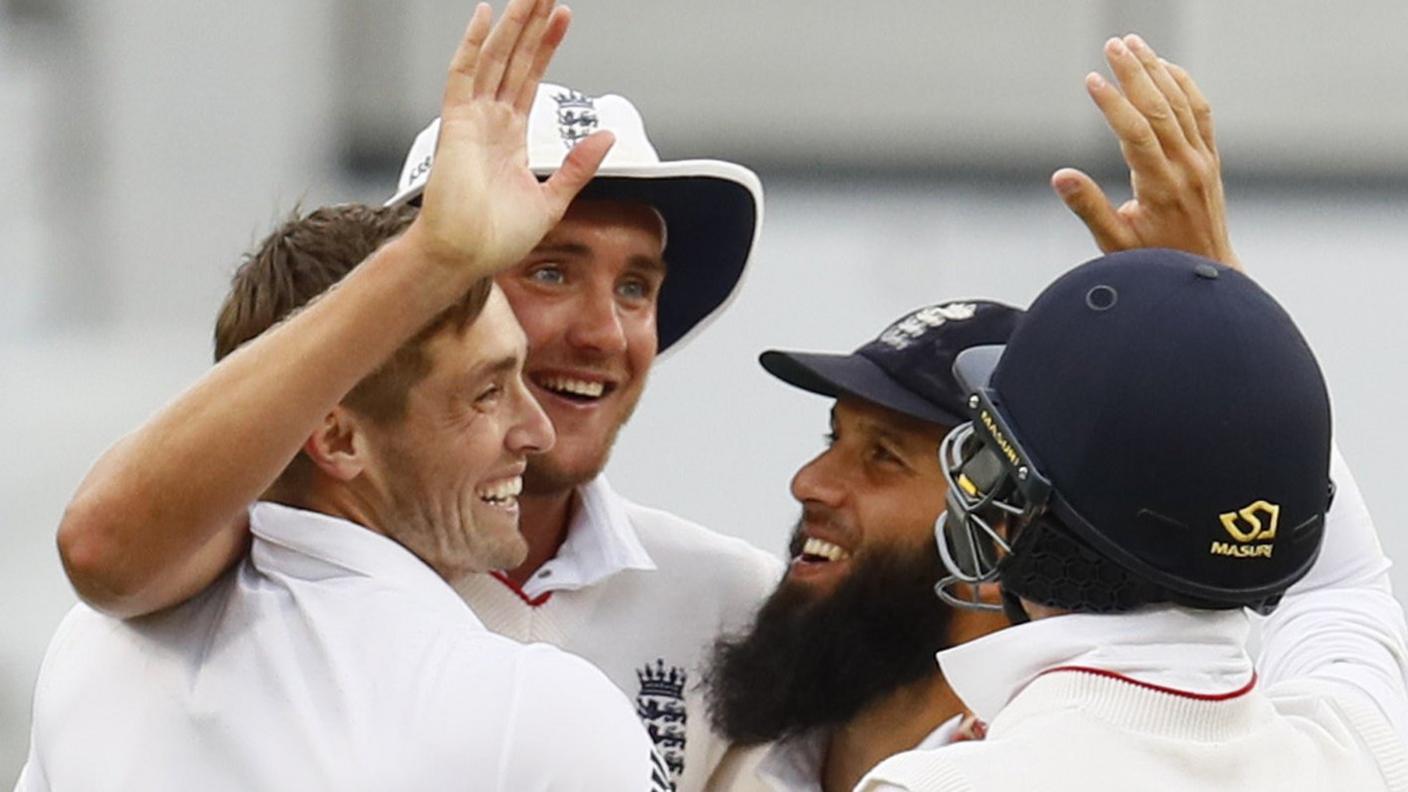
[
  {"x1": 1256, "y1": 447, "x2": 1408, "y2": 744},
  {"x1": 58, "y1": 0, "x2": 612, "y2": 618},
  {"x1": 59, "y1": 234, "x2": 483, "y2": 616}
]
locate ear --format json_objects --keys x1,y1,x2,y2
[{"x1": 302, "y1": 406, "x2": 370, "y2": 482}]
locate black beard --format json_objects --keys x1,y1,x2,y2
[{"x1": 703, "y1": 522, "x2": 953, "y2": 745}]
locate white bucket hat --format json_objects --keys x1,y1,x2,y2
[{"x1": 385, "y1": 83, "x2": 763, "y2": 353}]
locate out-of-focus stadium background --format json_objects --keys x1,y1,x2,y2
[{"x1": 3, "y1": 0, "x2": 1406, "y2": 776}]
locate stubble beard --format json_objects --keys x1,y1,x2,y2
[
  {"x1": 521, "y1": 385, "x2": 644, "y2": 497},
  {"x1": 375, "y1": 439, "x2": 528, "y2": 580}
]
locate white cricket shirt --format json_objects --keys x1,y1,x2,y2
[
  {"x1": 16, "y1": 502, "x2": 667, "y2": 792},
  {"x1": 859, "y1": 448, "x2": 1408, "y2": 792},
  {"x1": 453, "y1": 475, "x2": 785, "y2": 792},
  {"x1": 709, "y1": 715, "x2": 963, "y2": 791}
]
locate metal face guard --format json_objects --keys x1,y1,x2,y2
[{"x1": 931, "y1": 392, "x2": 1054, "y2": 611}]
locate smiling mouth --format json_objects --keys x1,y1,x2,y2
[
  {"x1": 795, "y1": 536, "x2": 852, "y2": 564},
  {"x1": 532, "y1": 374, "x2": 617, "y2": 404},
  {"x1": 476, "y1": 475, "x2": 523, "y2": 509}
]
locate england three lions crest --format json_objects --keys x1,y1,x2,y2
[
  {"x1": 552, "y1": 89, "x2": 599, "y2": 149},
  {"x1": 636, "y1": 658, "x2": 686, "y2": 788}
]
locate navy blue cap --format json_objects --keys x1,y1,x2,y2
[
  {"x1": 957, "y1": 249, "x2": 1331, "y2": 608},
  {"x1": 761, "y1": 300, "x2": 1023, "y2": 427}
]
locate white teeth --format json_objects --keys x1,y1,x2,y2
[
  {"x1": 540, "y1": 376, "x2": 606, "y2": 398},
  {"x1": 801, "y1": 537, "x2": 850, "y2": 562},
  {"x1": 478, "y1": 476, "x2": 523, "y2": 503}
]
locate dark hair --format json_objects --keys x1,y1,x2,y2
[{"x1": 213, "y1": 203, "x2": 493, "y2": 492}]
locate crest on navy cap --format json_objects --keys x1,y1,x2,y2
[
  {"x1": 877, "y1": 303, "x2": 979, "y2": 351},
  {"x1": 761, "y1": 300, "x2": 1023, "y2": 428}
]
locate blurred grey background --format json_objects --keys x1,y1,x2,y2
[{"x1": 3, "y1": 0, "x2": 1407, "y2": 776}]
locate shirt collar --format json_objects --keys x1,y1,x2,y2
[
  {"x1": 248, "y1": 501, "x2": 483, "y2": 628},
  {"x1": 519, "y1": 475, "x2": 657, "y2": 598},
  {"x1": 755, "y1": 716, "x2": 963, "y2": 792},
  {"x1": 938, "y1": 606, "x2": 1255, "y2": 723}
]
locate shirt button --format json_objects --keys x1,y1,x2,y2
[{"x1": 538, "y1": 569, "x2": 552, "y2": 579}]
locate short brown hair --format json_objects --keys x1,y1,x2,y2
[{"x1": 216, "y1": 202, "x2": 493, "y2": 423}]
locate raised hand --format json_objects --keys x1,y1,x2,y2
[
  {"x1": 1052, "y1": 34, "x2": 1241, "y2": 271},
  {"x1": 406, "y1": 0, "x2": 615, "y2": 273}
]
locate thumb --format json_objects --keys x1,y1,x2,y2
[
  {"x1": 542, "y1": 130, "x2": 616, "y2": 219},
  {"x1": 1051, "y1": 167, "x2": 1137, "y2": 254}
]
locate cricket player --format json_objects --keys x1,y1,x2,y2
[
  {"x1": 54, "y1": 4, "x2": 778, "y2": 791},
  {"x1": 20, "y1": 2, "x2": 669, "y2": 788},
  {"x1": 707, "y1": 34, "x2": 1404, "y2": 792},
  {"x1": 856, "y1": 40, "x2": 1408, "y2": 792}
]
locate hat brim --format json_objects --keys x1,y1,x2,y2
[
  {"x1": 759, "y1": 350, "x2": 967, "y2": 428},
  {"x1": 387, "y1": 159, "x2": 762, "y2": 355},
  {"x1": 952, "y1": 344, "x2": 1006, "y2": 395},
  {"x1": 575, "y1": 161, "x2": 761, "y2": 354}
]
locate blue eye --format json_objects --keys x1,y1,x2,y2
[
  {"x1": 530, "y1": 265, "x2": 565, "y2": 285},
  {"x1": 618, "y1": 278, "x2": 652, "y2": 301}
]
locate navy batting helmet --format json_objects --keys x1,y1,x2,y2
[{"x1": 934, "y1": 249, "x2": 1332, "y2": 615}]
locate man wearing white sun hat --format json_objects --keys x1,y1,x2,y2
[{"x1": 384, "y1": 83, "x2": 784, "y2": 791}]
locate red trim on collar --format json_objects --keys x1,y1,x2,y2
[
  {"x1": 1040, "y1": 666, "x2": 1258, "y2": 701},
  {"x1": 489, "y1": 571, "x2": 553, "y2": 607}
]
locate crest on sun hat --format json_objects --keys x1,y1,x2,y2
[{"x1": 386, "y1": 83, "x2": 763, "y2": 354}]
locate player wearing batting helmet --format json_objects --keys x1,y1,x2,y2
[
  {"x1": 712, "y1": 34, "x2": 1407, "y2": 792},
  {"x1": 855, "y1": 254, "x2": 1408, "y2": 790}
]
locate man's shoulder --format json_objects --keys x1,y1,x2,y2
[
  {"x1": 857, "y1": 744, "x2": 980, "y2": 792},
  {"x1": 620, "y1": 496, "x2": 784, "y2": 584},
  {"x1": 1266, "y1": 677, "x2": 1408, "y2": 784},
  {"x1": 499, "y1": 643, "x2": 664, "y2": 788}
]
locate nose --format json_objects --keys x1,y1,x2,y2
[
  {"x1": 565, "y1": 283, "x2": 628, "y2": 356},
  {"x1": 790, "y1": 447, "x2": 846, "y2": 509},
  {"x1": 507, "y1": 376, "x2": 556, "y2": 455}
]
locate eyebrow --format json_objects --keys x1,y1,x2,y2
[
  {"x1": 862, "y1": 421, "x2": 911, "y2": 449},
  {"x1": 462, "y1": 354, "x2": 520, "y2": 388},
  {"x1": 530, "y1": 242, "x2": 668, "y2": 275},
  {"x1": 838, "y1": 409, "x2": 925, "y2": 455}
]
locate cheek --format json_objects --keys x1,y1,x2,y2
[
  {"x1": 453, "y1": 411, "x2": 509, "y2": 472},
  {"x1": 622, "y1": 313, "x2": 658, "y2": 372},
  {"x1": 859, "y1": 489, "x2": 946, "y2": 548}
]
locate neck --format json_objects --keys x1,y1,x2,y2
[
  {"x1": 298, "y1": 479, "x2": 381, "y2": 536},
  {"x1": 820, "y1": 672, "x2": 965, "y2": 792},
  {"x1": 501, "y1": 487, "x2": 576, "y2": 586}
]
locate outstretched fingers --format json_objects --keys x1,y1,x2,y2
[
  {"x1": 1166, "y1": 61, "x2": 1218, "y2": 156},
  {"x1": 443, "y1": 3, "x2": 493, "y2": 106},
  {"x1": 1051, "y1": 167, "x2": 1139, "y2": 253},
  {"x1": 1123, "y1": 35, "x2": 1203, "y2": 156},
  {"x1": 498, "y1": 0, "x2": 556, "y2": 104},
  {"x1": 473, "y1": 0, "x2": 539, "y2": 97},
  {"x1": 1085, "y1": 70, "x2": 1174, "y2": 193},
  {"x1": 1103, "y1": 36, "x2": 1189, "y2": 161},
  {"x1": 542, "y1": 130, "x2": 615, "y2": 218},
  {"x1": 515, "y1": 6, "x2": 572, "y2": 113}
]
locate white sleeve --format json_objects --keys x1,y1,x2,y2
[
  {"x1": 1256, "y1": 444, "x2": 1408, "y2": 744},
  {"x1": 498, "y1": 645, "x2": 670, "y2": 792},
  {"x1": 12, "y1": 745, "x2": 48, "y2": 792}
]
